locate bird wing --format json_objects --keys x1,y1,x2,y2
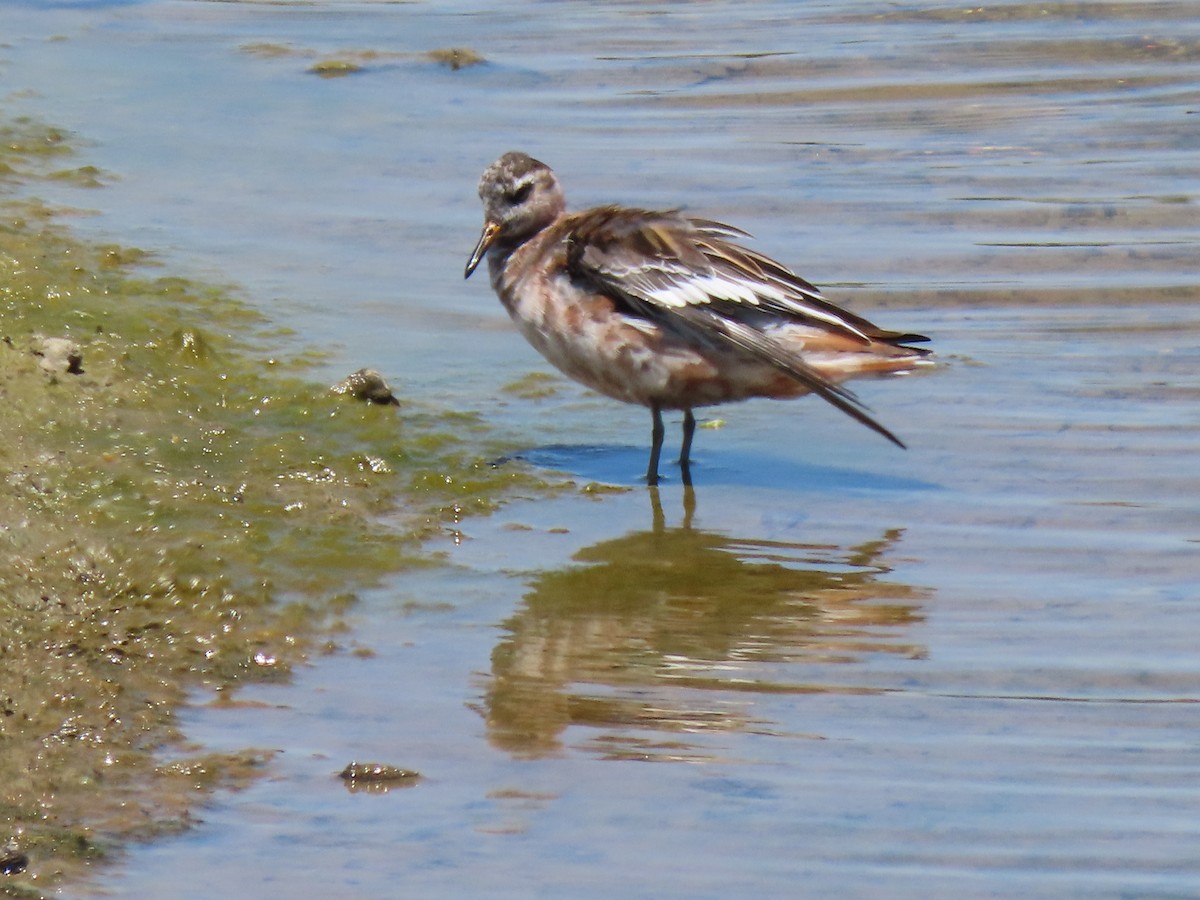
[
  {"x1": 566, "y1": 207, "x2": 919, "y2": 344},
  {"x1": 564, "y1": 207, "x2": 915, "y2": 447},
  {"x1": 669, "y1": 303, "x2": 908, "y2": 448}
]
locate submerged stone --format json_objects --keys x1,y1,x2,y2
[
  {"x1": 427, "y1": 47, "x2": 485, "y2": 71},
  {"x1": 338, "y1": 762, "x2": 422, "y2": 793},
  {"x1": 331, "y1": 368, "x2": 400, "y2": 406},
  {"x1": 307, "y1": 59, "x2": 363, "y2": 78}
]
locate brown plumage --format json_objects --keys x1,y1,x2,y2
[{"x1": 465, "y1": 151, "x2": 931, "y2": 486}]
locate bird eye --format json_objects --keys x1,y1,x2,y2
[{"x1": 508, "y1": 182, "x2": 533, "y2": 204}]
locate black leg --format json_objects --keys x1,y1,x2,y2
[
  {"x1": 679, "y1": 408, "x2": 695, "y2": 486},
  {"x1": 646, "y1": 403, "x2": 664, "y2": 486}
]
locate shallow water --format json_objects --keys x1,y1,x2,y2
[{"x1": 3, "y1": 0, "x2": 1200, "y2": 896}]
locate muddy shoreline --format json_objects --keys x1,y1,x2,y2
[{"x1": 0, "y1": 115, "x2": 537, "y2": 896}]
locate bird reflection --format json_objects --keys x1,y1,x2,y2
[{"x1": 478, "y1": 488, "x2": 928, "y2": 760}]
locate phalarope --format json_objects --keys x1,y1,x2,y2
[{"x1": 465, "y1": 151, "x2": 930, "y2": 486}]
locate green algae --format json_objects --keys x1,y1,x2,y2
[
  {"x1": 238, "y1": 42, "x2": 485, "y2": 76},
  {"x1": 426, "y1": 47, "x2": 485, "y2": 71},
  {"x1": 499, "y1": 371, "x2": 562, "y2": 400},
  {"x1": 238, "y1": 42, "x2": 302, "y2": 60},
  {"x1": 307, "y1": 59, "x2": 363, "y2": 78},
  {"x1": 45, "y1": 165, "x2": 109, "y2": 189},
  {"x1": 0, "y1": 114, "x2": 542, "y2": 894}
]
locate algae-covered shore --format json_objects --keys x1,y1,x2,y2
[{"x1": 0, "y1": 115, "x2": 527, "y2": 895}]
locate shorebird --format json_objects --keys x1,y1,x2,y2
[{"x1": 465, "y1": 151, "x2": 930, "y2": 486}]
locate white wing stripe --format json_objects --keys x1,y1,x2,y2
[
  {"x1": 642, "y1": 272, "x2": 869, "y2": 339},
  {"x1": 647, "y1": 273, "x2": 780, "y2": 308}
]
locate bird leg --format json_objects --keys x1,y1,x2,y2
[
  {"x1": 647, "y1": 403, "x2": 665, "y2": 486},
  {"x1": 679, "y1": 408, "x2": 695, "y2": 486}
]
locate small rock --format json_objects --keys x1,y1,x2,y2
[
  {"x1": 36, "y1": 337, "x2": 83, "y2": 375},
  {"x1": 331, "y1": 368, "x2": 400, "y2": 406}
]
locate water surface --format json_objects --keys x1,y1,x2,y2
[{"x1": 2, "y1": 0, "x2": 1199, "y2": 896}]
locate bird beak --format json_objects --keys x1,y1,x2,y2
[{"x1": 464, "y1": 221, "x2": 500, "y2": 279}]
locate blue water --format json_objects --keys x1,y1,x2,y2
[{"x1": 4, "y1": 1, "x2": 1200, "y2": 896}]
